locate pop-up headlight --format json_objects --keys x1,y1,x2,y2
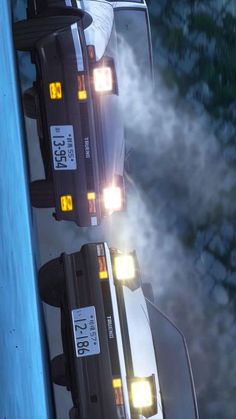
[
  {"x1": 93, "y1": 66, "x2": 113, "y2": 93},
  {"x1": 131, "y1": 379, "x2": 153, "y2": 408},
  {"x1": 103, "y1": 186, "x2": 122, "y2": 212},
  {"x1": 114, "y1": 254, "x2": 135, "y2": 281},
  {"x1": 129, "y1": 375, "x2": 157, "y2": 417}
]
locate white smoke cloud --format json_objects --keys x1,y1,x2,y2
[
  {"x1": 117, "y1": 37, "x2": 234, "y2": 227},
  {"x1": 113, "y1": 38, "x2": 236, "y2": 419}
]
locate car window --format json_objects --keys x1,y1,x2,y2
[
  {"x1": 146, "y1": 301, "x2": 199, "y2": 419},
  {"x1": 114, "y1": 8, "x2": 152, "y2": 77}
]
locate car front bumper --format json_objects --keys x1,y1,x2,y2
[
  {"x1": 60, "y1": 244, "x2": 120, "y2": 419},
  {"x1": 34, "y1": 22, "x2": 103, "y2": 226}
]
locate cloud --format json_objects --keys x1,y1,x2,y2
[
  {"x1": 117, "y1": 37, "x2": 234, "y2": 228},
  {"x1": 114, "y1": 38, "x2": 236, "y2": 419}
]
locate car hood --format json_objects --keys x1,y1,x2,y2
[
  {"x1": 96, "y1": 12, "x2": 125, "y2": 183},
  {"x1": 99, "y1": 93, "x2": 125, "y2": 182},
  {"x1": 123, "y1": 286, "x2": 164, "y2": 419},
  {"x1": 82, "y1": 1, "x2": 124, "y2": 183}
]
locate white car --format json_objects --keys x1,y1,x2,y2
[
  {"x1": 13, "y1": 0, "x2": 152, "y2": 226},
  {"x1": 39, "y1": 242, "x2": 199, "y2": 419}
]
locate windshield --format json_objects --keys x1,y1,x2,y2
[
  {"x1": 146, "y1": 301, "x2": 199, "y2": 419},
  {"x1": 114, "y1": 8, "x2": 152, "y2": 77}
]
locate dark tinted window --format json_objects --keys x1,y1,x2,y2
[
  {"x1": 146, "y1": 301, "x2": 199, "y2": 419},
  {"x1": 114, "y1": 9, "x2": 152, "y2": 76}
]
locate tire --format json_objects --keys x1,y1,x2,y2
[
  {"x1": 69, "y1": 407, "x2": 79, "y2": 419},
  {"x1": 38, "y1": 257, "x2": 64, "y2": 307},
  {"x1": 51, "y1": 354, "x2": 68, "y2": 387},
  {"x1": 142, "y1": 282, "x2": 155, "y2": 303},
  {"x1": 30, "y1": 179, "x2": 55, "y2": 208},
  {"x1": 39, "y1": 7, "x2": 92, "y2": 29},
  {"x1": 23, "y1": 87, "x2": 37, "y2": 119},
  {"x1": 13, "y1": 15, "x2": 82, "y2": 51}
]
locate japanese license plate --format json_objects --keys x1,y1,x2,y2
[
  {"x1": 50, "y1": 125, "x2": 77, "y2": 170},
  {"x1": 71, "y1": 306, "x2": 100, "y2": 358}
]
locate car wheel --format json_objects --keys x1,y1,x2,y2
[
  {"x1": 23, "y1": 87, "x2": 37, "y2": 119},
  {"x1": 51, "y1": 354, "x2": 68, "y2": 387},
  {"x1": 39, "y1": 7, "x2": 92, "y2": 29},
  {"x1": 38, "y1": 256, "x2": 64, "y2": 307},
  {"x1": 142, "y1": 282, "x2": 155, "y2": 303},
  {"x1": 30, "y1": 180, "x2": 55, "y2": 208},
  {"x1": 69, "y1": 407, "x2": 79, "y2": 419},
  {"x1": 13, "y1": 15, "x2": 82, "y2": 51}
]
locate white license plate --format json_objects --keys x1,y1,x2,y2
[
  {"x1": 71, "y1": 306, "x2": 100, "y2": 358},
  {"x1": 50, "y1": 125, "x2": 77, "y2": 170}
]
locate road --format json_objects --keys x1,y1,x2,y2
[{"x1": 0, "y1": 2, "x2": 54, "y2": 418}]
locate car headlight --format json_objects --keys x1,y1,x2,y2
[
  {"x1": 93, "y1": 66, "x2": 113, "y2": 93},
  {"x1": 131, "y1": 379, "x2": 152, "y2": 409},
  {"x1": 103, "y1": 186, "x2": 122, "y2": 212},
  {"x1": 129, "y1": 376, "x2": 157, "y2": 416},
  {"x1": 114, "y1": 254, "x2": 135, "y2": 281}
]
